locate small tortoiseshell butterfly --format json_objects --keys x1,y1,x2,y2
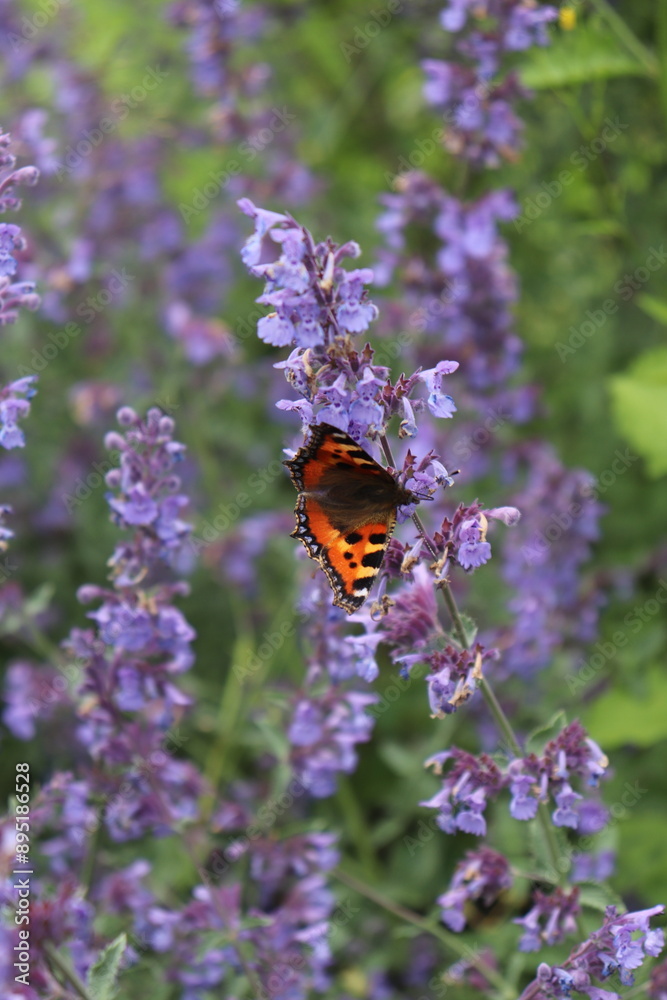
[{"x1": 284, "y1": 423, "x2": 423, "y2": 614}]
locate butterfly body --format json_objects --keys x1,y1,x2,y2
[{"x1": 285, "y1": 423, "x2": 421, "y2": 613}]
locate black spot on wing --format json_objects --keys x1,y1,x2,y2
[
  {"x1": 345, "y1": 531, "x2": 363, "y2": 545},
  {"x1": 361, "y1": 550, "x2": 384, "y2": 569},
  {"x1": 369, "y1": 532, "x2": 387, "y2": 545}
]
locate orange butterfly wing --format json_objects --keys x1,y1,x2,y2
[{"x1": 285, "y1": 423, "x2": 415, "y2": 613}]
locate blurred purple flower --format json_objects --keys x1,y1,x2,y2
[
  {"x1": 515, "y1": 888, "x2": 581, "y2": 952},
  {"x1": 2, "y1": 660, "x2": 71, "y2": 739},
  {"x1": 438, "y1": 847, "x2": 512, "y2": 931},
  {"x1": 0, "y1": 375, "x2": 37, "y2": 449},
  {"x1": 498, "y1": 443, "x2": 605, "y2": 675},
  {"x1": 289, "y1": 687, "x2": 377, "y2": 798},
  {"x1": 423, "y1": 1, "x2": 556, "y2": 167}
]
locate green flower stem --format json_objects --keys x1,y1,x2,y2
[
  {"x1": 477, "y1": 676, "x2": 521, "y2": 759},
  {"x1": 439, "y1": 585, "x2": 565, "y2": 884},
  {"x1": 589, "y1": 0, "x2": 658, "y2": 77},
  {"x1": 437, "y1": 577, "x2": 469, "y2": 649},
  {"x1": 44, "y1": 942, "x2": 94, "y2": 1000},
  {"x1": 379, "y1": 429, "x2": 565, "y2": 883},
  {"x1": 333, "y1": 866, "x2": 514, "y2": 999}
]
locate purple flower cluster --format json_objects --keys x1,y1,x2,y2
[
  {"x1": 508, "y1": 721, "x2": 608, "y2": 829},
  {"x1": 422, "y1": 747, "x2": 505, "y2": 836},
  {"x1": 530, "y1": 904, "x2": 664, "y2": 999},
  {"x1": 289, "y1": 683, "x2": 378, "y2": 798},
  {"x1": 285, "y1": 578, "x2": 379, "y2": 796},
  {"x1": 422, "y1": 720, "x2": 609, "y2": 837},
  {"x1": 94, "y1": 832, "x2": 339, "y2": 1000},
  {"x1": 423, "y1": 1, "x2": 556, "y2": 167}
]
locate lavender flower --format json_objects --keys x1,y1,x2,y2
[
  {"x1": 425, "y1": 643, "x2": 497, "y2": 716},
  {"x1": 529, "y1": 905, "x2": 664, "y2": 999},
  {"x1": 422, "y1": 721, "x2": 609, "y2": 836}
]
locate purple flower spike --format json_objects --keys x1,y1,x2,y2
[{"x1": 103, "y1": 407, "x2": 192, "y2": 579}]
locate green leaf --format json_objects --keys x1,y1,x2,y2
[
  {"x1": 578, "y1": 881, "x2": 623, "y2": 913},
  {"x1": 521, "y1": 23, "x2": 651, "y2": 88},
  {"x1": 86, "y1": 933, "x2": 127, "y2": 1000},
  {"x1": 525, "y1": 818, "x2": 568, "y2": 883},
  {"x1": 616, "y1": 812, "x2": 667, "y2": 902},
  {"x1": 636, "y1": 293, "x2": 667, "y2": 325},
  {"x1": 583, "y1": 666, "x2": 667, "y2": 748},
  {"x1": 524, "y1": 710, "x2": 568, "y2": 756},
  {"x1": 458, "y1": 612, "x2": 478, "y2": 647},
  {"x1": 609, "y1": 347, "x2": 667, "y2": 476}
]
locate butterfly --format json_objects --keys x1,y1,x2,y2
[{"x1": 284, "y1": 423, "x2": 425, "y2": 614}]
